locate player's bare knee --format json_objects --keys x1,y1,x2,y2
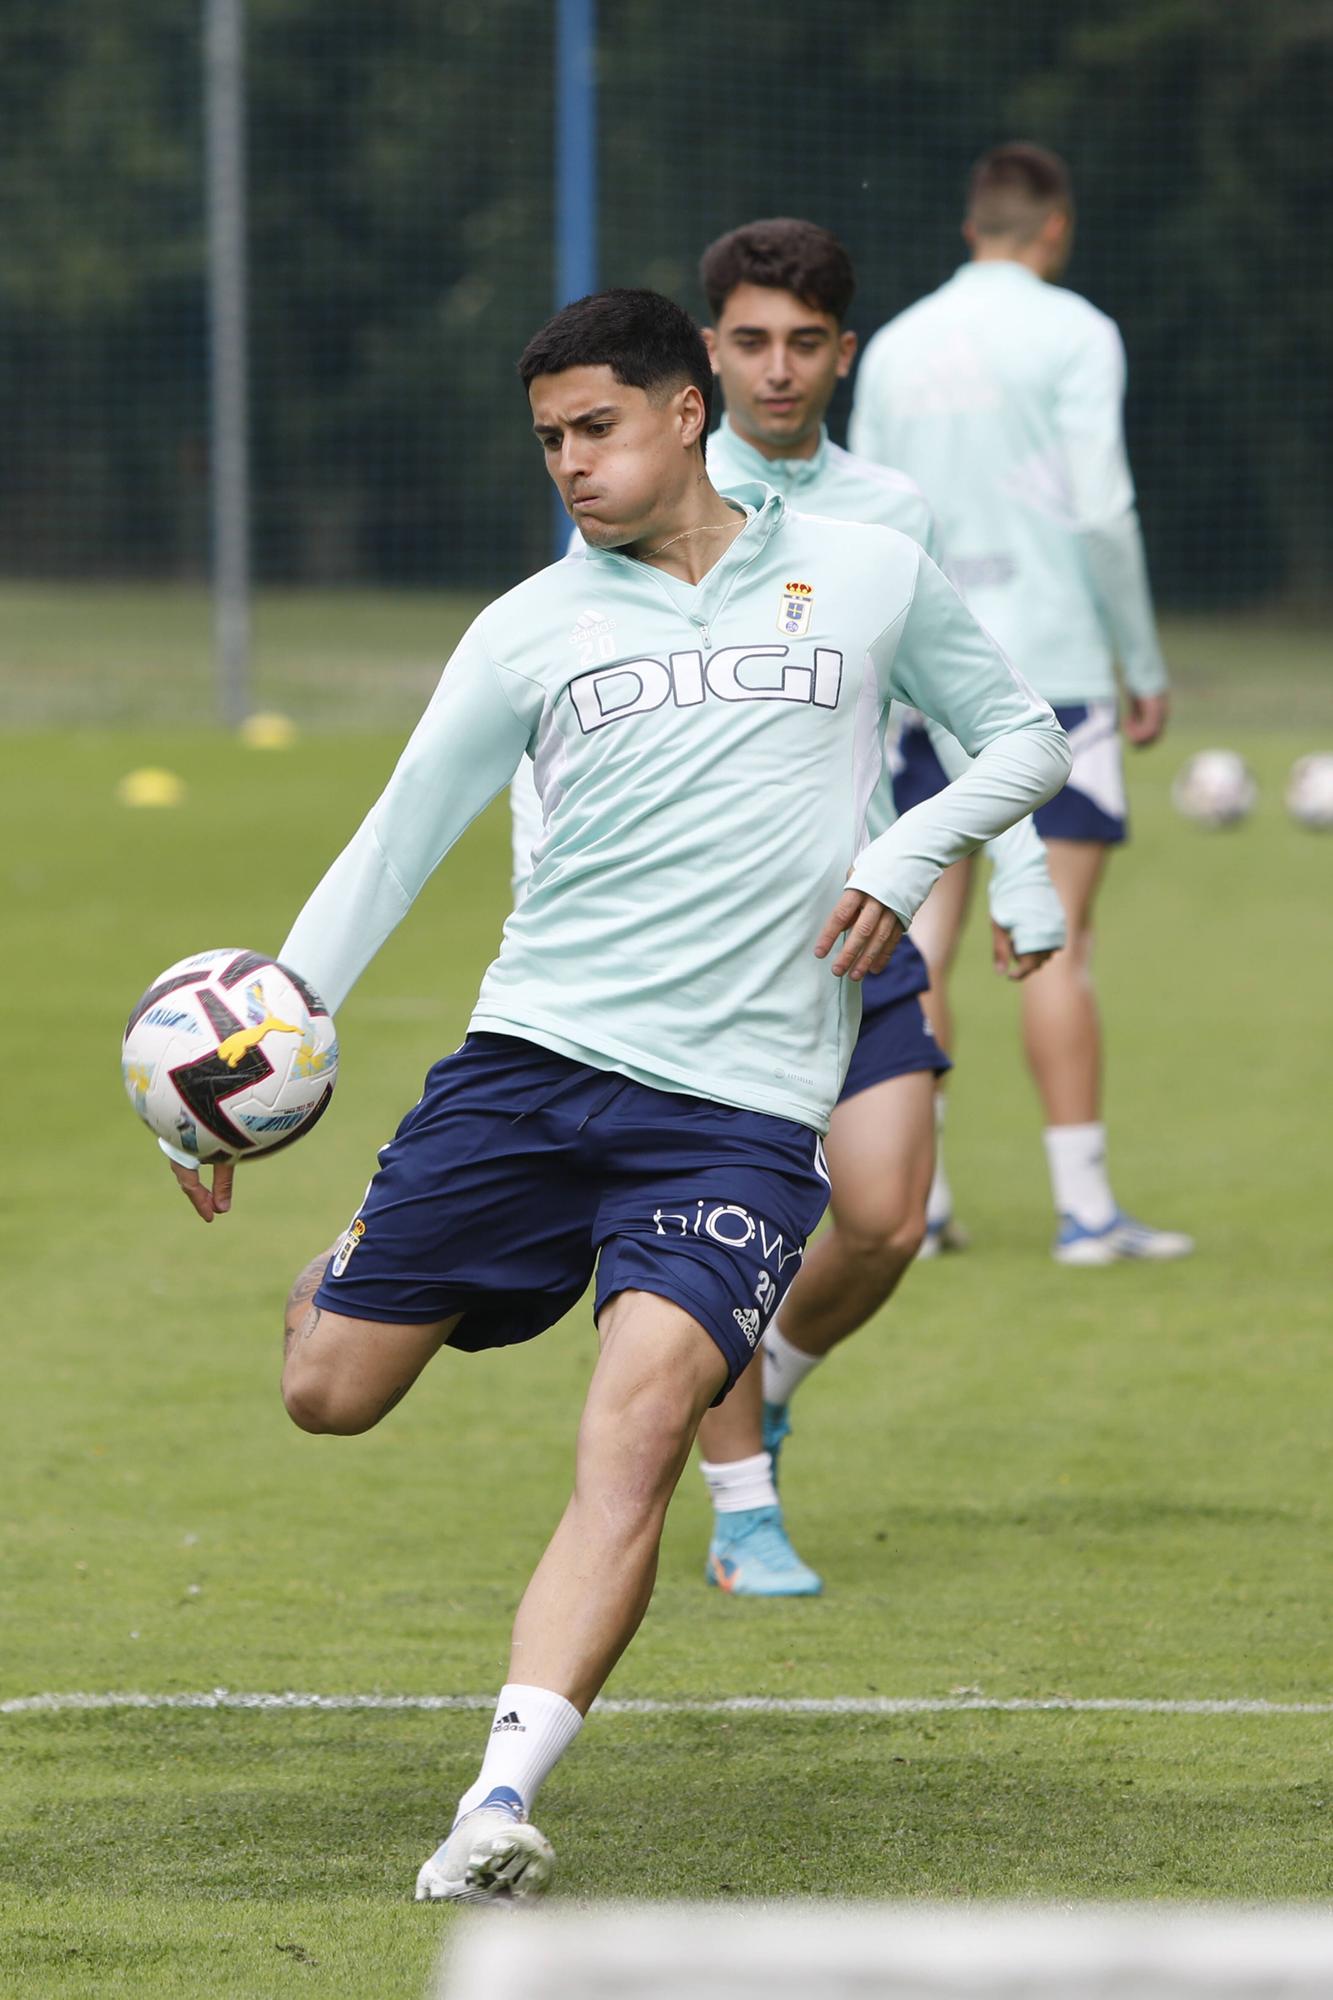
[
  {"x1": 281, "y1": 1371, "x2": 331, "y2": 1434},
  {"x1": 585, "y1": 1461, "x2": 679, "y2": 1537},
  {"x1": 281, "y1": 1362, "x2": 380, "y2": 1437},
  {"x1": 587, "y1": 1381, "x2": 697, "y2": 1465},
  {"x1": 887, "y1": 1199, "x2": 928, "y2": 1263},
  {"x1": 579, "y1": 1390, "x2": 699, "y2": 1516},
  {"x1": 1048, "y1": 924, "x2": 1095, "y2": 977},
  {"x1": 284, "y1": 1392, "x2": 374, "y2": 1437},
  {"x1": 280, "y1": 1245, "x2": 380, "y2": 1436},
  {"x1": 831, "y1": 1196, "x2": 922, "y2": 1270}
]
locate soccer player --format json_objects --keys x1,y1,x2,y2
[
  {"x1": 852, "y1": 143, "x2": 1194, "y2": 1266},
  {"x1": 165, "y1": 288, "x2": 1070, "y2": 1901},
  {"x1": 685, "y1": 217, "x2": 1064, "y2": 1596}
]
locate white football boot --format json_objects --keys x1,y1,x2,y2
[{"x1": 414, "y1": 1786, "x2": 554, "y2": 1903}]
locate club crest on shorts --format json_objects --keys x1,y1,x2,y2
[
  {"x1": 330, "y1": 1217, "x2": 365, "y2": 1277},
  {"x1": 777, "y1": 581, "x2": 814, "y2": 638}
]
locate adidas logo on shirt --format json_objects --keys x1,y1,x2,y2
[
  {"x1": 491, "y1": 1710, "x2": 525, "y2": 1733},
  {"x1": 569, "y1": 606, "x2": 617, "y2": 667}
]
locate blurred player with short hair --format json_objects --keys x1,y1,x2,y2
[
  {"x1": 680, "y1": 216, "x2": 1064, "y2": 1596},
  {"x1": 852, "y1": 144, "x2": 1194, "y2": 1265},
  {"x1": 168, "y1": 287, "x2": 1070, "y2": 1899}
]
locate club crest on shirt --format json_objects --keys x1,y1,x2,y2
[{"x1": 778, "y1": 582, "x2": 813, "y2": 638}]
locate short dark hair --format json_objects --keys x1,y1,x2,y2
[
  {"x1": 966, "y1": 143, "x2": 1074, "y2": 241},
  {"x1": 698, "y1": 217, "x2": 856, "y2": 324},
  {"x1": 518, "y1": 287, "x2": 713, "y2": 441}
]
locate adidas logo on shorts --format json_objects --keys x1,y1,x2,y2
[{"x1": 733, "y1": 1307, "x2": 761, "y2": 1347}]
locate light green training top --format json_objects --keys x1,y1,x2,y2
[
  {"x1": 703, "y1": 420, "x2": 1065, "y2": 950},
  {"x1": 708, "y1": 416, "x2": 946, "y2": 567},
  {"x1": 850, "y1": 261, "x2": 1168, "y2": 703},
  {"x1": 281, "y1": 484, "x2": 1070, "y2": 1135},
  {"x1": 513, "y1": 421, "x2": 1065, "y2": 953}
]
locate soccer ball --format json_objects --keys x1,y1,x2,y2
[
  {"x1": 1285, "y1": 753, "x2": 1333, "y2": 831},
  {"x1": 122, "y1": 948, "x2": 338, "y2": 1164},
  {"x1": 1170, "y1": 749, "x2": 1257, "y2": 828}
]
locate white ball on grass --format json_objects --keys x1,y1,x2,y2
[
  {"x1": 1171, "y1": 749, "x2": 1258, "y2": 829},
  {"x1": 1284, "y1": 753, "x2": 1333, "y2": 831}
]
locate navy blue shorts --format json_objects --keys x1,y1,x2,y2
[
  {"x1": 841, "y1": 981, "x2": 951, "y2": 1102},
  {"x1": 315, "y1": 1034, "x2": 830, "y2": 1394},
  {"x1": 893, "y1": 703, "x2": 1127, "y2": 845},
  {"x1": 890, "y1": 721, "x2": 951, "y2": 818},
  {"x1": 866, "y1": 928, "x2": 929, "y2": 1006},
  {"x1": 1034, "y1": 702, "x2": 1127, "y2": 844}
]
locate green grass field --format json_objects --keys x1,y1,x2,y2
[
  {"x1": 2, "y1": 608, "x2": 1331, "y2": 1996},
  {"x1": 3, "y1": 581, "x2": 1331, "y2": 733}
]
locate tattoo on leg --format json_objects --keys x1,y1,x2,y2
[
  {"x1": 282, "y1": 1304, "x2": 321, "y2": 1360},
  {"x1": 376, "y1": 1384, "x2": 410, "y2": 1422},
  {"x1": 283, "y1": 1249, "x2": 333, "y2": 1357}
]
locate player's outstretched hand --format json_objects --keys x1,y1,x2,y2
[
  {"x1": 815, "y1": 889, "x2": 903, "y2": 982},
  {"x1": 1123, "y1": 691, "x2": 1169, "y2": 747},
  {"x1": 169, "y1": 1156, "x2": 235, "y2": 1223},
  {"x1": 991, "y1": 920, "x2": 1056, "y2": 983}
]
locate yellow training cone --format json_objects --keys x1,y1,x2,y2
[
  {"x1": 238, "y1": 711, "x2": 298, "y2": 750},
  {"x1": 116, "y1": 767, "x2": 186, "y2": 808}
]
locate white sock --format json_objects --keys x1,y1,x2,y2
[
  {"x1": 453, "y1": 1683, "x2": 583, "y2": 1824},
  {"x1": 699, "y1": 1450, "x2": 778, "y2": 1514},
  {"x1": 761, "y1": 1321, "x2": 823, "y2": 1407},
  {"x1": 1043, "y1": 1122, "x2": 1115, "y2": 1230},
  {"x1": 925, "y1": 1090, "x2": 952, "y2": 1228}
]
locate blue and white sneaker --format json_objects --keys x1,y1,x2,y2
[
  {"x1": 761, "y1": 1399, "x2": 791, "y2": 1483},
  {"x1": 706, "y1": 1504, "x2": 822, "y2": 1597},
  {"x1": 414, "y1": 1786, "x2": 555, "y2": 1903},
  {"x1": 1054, "y1": 1210, "x2": 1195, "y2": 1266}
]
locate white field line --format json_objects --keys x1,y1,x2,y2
[{"x1": 3, "y1": 1690, "x2": 1331, "y2": 1718}]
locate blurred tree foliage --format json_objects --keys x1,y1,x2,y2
[{"x1": 0, "y1": 0, "x2": 1327, "y2": 602}]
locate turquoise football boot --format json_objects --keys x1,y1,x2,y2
[{"x1": 706, "y1": 1504, "x2": 822, "y2": 1597}]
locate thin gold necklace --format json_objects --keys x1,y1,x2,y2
[{"x1": 640, "y1": 520, "x2": 740, "y2": 561}]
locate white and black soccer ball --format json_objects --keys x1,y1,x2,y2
[
  {"x1": 1170, "y1": 749, "x2": 1258, "y2": 828},
  {"x1": 1285, "y1": 752, "x2": 1333, "y2": 831},
  {"x1": 122, "y1": 948, "x2": 338, "y2": 1164}
]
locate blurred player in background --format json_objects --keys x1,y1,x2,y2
[
  {"x1": 852, "y1": 143, "x2": 1194, "y2": 1266},
  {"x1": 685, "y1": 217, "x2": 1065, "y2": 1596},
  {"x1": 169, "y1": 287, "x2": 1070, "y2": 1899}
]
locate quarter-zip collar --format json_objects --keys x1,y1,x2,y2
[
  {"x1": 582, "y1": 480, "x2": 784, "y2": 648},
  {"x1": 714, "y1": 416, "x2": 830, "y2": 496}
]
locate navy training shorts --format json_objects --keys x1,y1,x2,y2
[
  {"x1": 892, "y1": 703, "x2": 1127, "y2": 845},
  {"x1": 1034, "y1": 702, "x2": 1127, "y2": 844},
  {"x1": 840, "y1": 963, "x2": 951, "y2": 1103},
  {"x1": 314, "y1": 1033, "x2": 831, "y2": 1395},
  {"x1": 864, "y1": 926, "x2": 929, "y2": 1008}
]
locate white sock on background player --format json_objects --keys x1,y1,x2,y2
[
  {"x1": 700, "y1": 1450, "x2": 779, "y2": 1513},
  {"x1": 761, "y1": 1321, "x2": 824, "y2": 1407},
  {"x1": 453, "y1": 1684, "x2": 583, "y2": 1823},
  {"x1": 925, "y1": 1091, "x2": 953, "y2": 1229},
  {"x1": 1043, "y1": 1121, "x2": 1116, "y2": 1230}
]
